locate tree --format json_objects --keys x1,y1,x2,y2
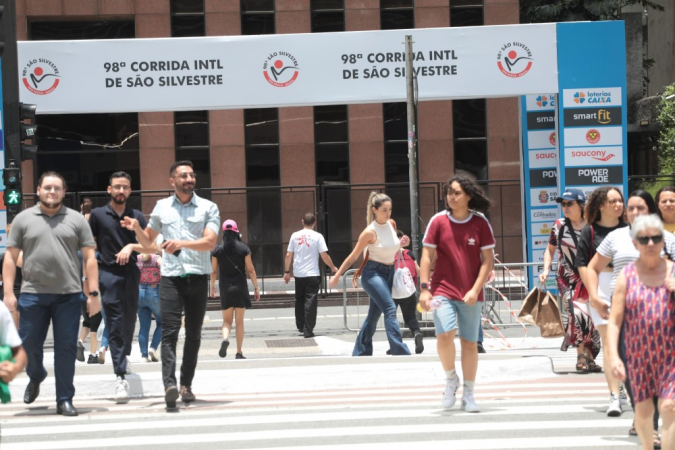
[
  {"x1": 520, "y1": 0, "x2": 664, "y2": 24},
  {"x1": 657, "y1": 85, "x2": 675, "y2": 175}
]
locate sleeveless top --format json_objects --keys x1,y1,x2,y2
[
  {"x1": 366, "y1": 220, "x2": 400, "y2": 264},
  {"x1": 137, "y1": 254, "x2": 161, "y2": 285}
]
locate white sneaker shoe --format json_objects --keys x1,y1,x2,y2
[
  {"x1": 148, "y1": 348, "x2": 158, "y2": 362},
  {"x1": 461, "y1": 391, "x2": 481, "y2": 413},
  {"x1": 619, "y1": 384, "x2": 630, "y2": 406},
  {"x1": 606, "y1": 393, "x2": 622, "y2": 417},
  {"x1": 125, "y1": 357, "x2": 132, "y2": 374},
  {"x1": 114, "y1": 377, "x2": 130, "y2": 403},
  {"x1": 441, "y1": 374, "x2": 460, "y2": 409},
  {"x1": 142, "y1": 357, "x2": 151, "y2": 363}
]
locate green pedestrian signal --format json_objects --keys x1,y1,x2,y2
[{"x1": 4, "y1": 189, "x2": 21, "y2": 205}]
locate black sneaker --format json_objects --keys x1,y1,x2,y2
[
  {"x1": 304, "y1": 330, "x2": 315, "y2": 338},
  {"x1": 236, "y1": 352, "x2": 246, "y2": 360},
  {"x1": 218, "y1": 339, "x2": 230, "y2": 358},
  {"x1": 165, "y1": 386, "x2": 179, "y2": 409},
  {"x1": 477, "y1": 342, "x2": 487, "y2": 354},
  {"x1": 87, "y1": 354, "x2": 99, "y2": 364},
  {"x1": 76, "y1": 342, "x2": 85, "y2": 362},
  {"x1": 414, "y1": 332, "x2": 424, "y2": 354}
]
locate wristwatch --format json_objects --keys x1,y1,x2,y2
[
  {"x1": 89, "y1": 290, "x2": 99, "y2": 297},
  {"x1": 420, "y1": 283, "x2": 429, "y2": 290}
]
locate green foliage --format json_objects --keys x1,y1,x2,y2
[
  {"x1": 521, "y1": 0, "x2": 664, "y2": 23},
  {"x1": 657, "y1": 84, "x2": 675, "y2": 175}
]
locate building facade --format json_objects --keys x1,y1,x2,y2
[{"x1": 15, "y1": 0, "x2": 522, "y2": 274}]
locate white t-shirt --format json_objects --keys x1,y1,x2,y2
[
  {"x1": 287, "y1": 229, "x2": 328, "y2": 277},
  {"x1": 597, "y1": 226, "x2": 675, "y2": 293},
  {"x1": 0, "y1": 302, "x2": 21, "y2": 348}
]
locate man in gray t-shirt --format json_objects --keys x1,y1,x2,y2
[{"x1": 3, "y1": 172, "x2": 99, "y2": 417}]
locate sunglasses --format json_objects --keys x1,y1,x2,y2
[
  {"x1": 561, "y1": 201, "x2": 576, "y2": 207},
  {"x1": 636, "y1": 235, "x2": 663, "y2": 245}
]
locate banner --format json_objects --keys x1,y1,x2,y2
[{"x1": 17, "y1": 24, "x2": 558, "y2": 114}]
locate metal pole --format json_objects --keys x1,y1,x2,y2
[{"x1": 405, "y1": 35, "x2": 420, "y2": 261}]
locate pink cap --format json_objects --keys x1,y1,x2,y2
[{"x1": 222, "y1": 219, "x2": 239, "y2": 233}]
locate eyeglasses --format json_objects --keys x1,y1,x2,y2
[
  {"x1": 636, "y1": 235, "x2": 663, "y2": 245},
  {"x1": 561, "y1": 201, "x2": 575, "y2": 208}
]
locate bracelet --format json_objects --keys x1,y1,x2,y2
[
  {"x1": 254, "y1": 287, "x2": 260, "y2": 291},
  {"x1": 284, "y1": 271, "x2": 290, "y2": 273}
]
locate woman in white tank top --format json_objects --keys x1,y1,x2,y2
[{"x1": 329, "y1": 192, "x2": 412, "y2": 356}]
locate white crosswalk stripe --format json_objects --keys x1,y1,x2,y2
[{"x1": 1, "y1": 379, "x2": 640, "y2": 450}]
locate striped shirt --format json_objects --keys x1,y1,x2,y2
[
  {"x1": 596, "y1": 226, "x2": 675, "y2": 293},
  {"x1": 147, "y1": 193, "x2": 220, "y2": 277}
]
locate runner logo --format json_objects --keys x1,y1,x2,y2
[
  {"x1": 586, "y1": 129, "x2": 601, "y2": 144},
  {"x1": 496, "y1": 42, "x2": 533, "y2": 78},
  {"x1": 263, "y1": 52, "x2": 300, "y2": 88},
  {"x1": 22, "y1": 58, "x2": 60, "y2": 95}
]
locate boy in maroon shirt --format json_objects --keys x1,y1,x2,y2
[{"x1": 419, "y1": 175, "x2": 495, "y2": 413}]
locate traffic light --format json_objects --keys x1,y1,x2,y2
[
  {"x1": 20, "y1": 103, "x2": 38, "y2": 160},
  {"x1": 3, "y1": 159, "x2": 21, "y2": 215}
]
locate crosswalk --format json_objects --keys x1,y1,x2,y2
[{"x1": 1, "y1": 376, "x2": 640, "y2": 449}]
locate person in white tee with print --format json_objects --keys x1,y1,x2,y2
[{"x1": 284, "y1": 213, "x2": 337, "y2": 338}]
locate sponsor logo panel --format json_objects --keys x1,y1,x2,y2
[
  {"x1": 530, "y1": 208, "x2": 559, "y2": 223},
  {"x1": 531, "y1": 221, "x2": 554, "y2": 237},
  {"x1": 526, "y1": 111, "x2": 556, "y2": 130},
  {"x1": 528, "y1": 149, "x2": 558, "y2": 169},
  {"x1": 564, "y1": 146, "x2": 623, "y2": 167},
  {"x1": 527, "y1": 130, "x2": 557, "y2": 150},
  {"x1": 530, "y1": 187, "x2": 558, "y2": 207},
  {"x1": 531, "y1": 236, "x2": 549, "y2": 250},
  {"x1": 565, "y1": 166, "x2": 623, "y2": 186},
  {"x1": 525, "y1": 94, "x2": 556, "y2": 111},
  {"x1": 562, "y1": 87, "x2": 623, "y2": 108},
  {"x1": 529, "y1": 168, "x2": 558, "y2": 188},
  {"x1": 563, "y1": 107, "x2": 622, "y2": 127},
  {"x1": 563, "y1": 126, "x2": 622, "y2": 147}
]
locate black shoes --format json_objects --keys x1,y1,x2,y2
[
  {"x1": 235, "y1": 352, "x2": 246, "y2": 360},
  {"x1": 477, "y1": 342, "x2": 487, "y2": 354},
  {"x1": 219, "y1": 339, "x2": 230, "y2": 358},
  {"x1": 304, "y1": 330, "x2": 315, "y2": 338},
  {"x1": 165, "y1": 386, "x2": 179, "y2": 409},
  {"x1": 87, "y1": 354, "x2": 99, "y2": 364},
  {"x1": 24, "y1": 381, "x2": 40, "y2": 404},
  {"x1": 76, "y1": 342, "x2": 85, "y2": 362},
  {"x1": 180, "y1": 386, "x2": 196, "y2": 403},
  {"x1": 414, "y1": 332, "x2": 424, "y2": 354},
  {"x1": 56, "y1": 400, "x2": 78, "y2": 416}
]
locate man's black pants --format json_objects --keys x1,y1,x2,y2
[
  {"x1": 393, "y1": 292, "x2": 421, "y2": 334},
  {"x1": 160, "y1": 275, "x2": 208, "y2": 389},
  {"x1": 100, "y1": 266, "x2": 140, "y2": 377},
  {"x1": 294, "y1": 276, "x2": 320, "y2": 333}
]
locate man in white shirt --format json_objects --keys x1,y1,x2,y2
[{"x1": 284, "y1": 213, "x2": 337, "y2": 338}]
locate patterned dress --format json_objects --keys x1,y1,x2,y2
[
  {"x1": 623, "y1": 262, "x2": 675, "y2": 403},
  {"x1": 548, "y1": 218, "x2": 601, "y2": 358}
]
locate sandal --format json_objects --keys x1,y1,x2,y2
[
  {"x1": 654, "y1": 431, "x2": 661, "y2": 450},
  {"x1": 576, "y1": 354, "x2": 589, "y2": 372},
  {"x1": 628, "y1": 421, "x2": 637, "y2": 436},
  {"x1": 587, "y1": 359, "x2": 603, "y2": 373}
]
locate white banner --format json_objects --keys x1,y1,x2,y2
[
  {"x1": 17, "y1": 24, "x2": 558, "y2": 114},
  {"x1": 564, "y1": 146, "x2": 624, "y2": 166}
]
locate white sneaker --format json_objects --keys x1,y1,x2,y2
[
  {"x1": 114, "y1": 377, "x2": 130, "y2": 403},
  {"x1": 619, "y1": 384, "x2": 630, "y2": 406},
  {"x1": 125, "y1": 357, "x2": 132, "y2": 374},
  {"x1": 441, "y1": 374, "x2": 460, "y2": 409},
  {"x1": 148, "y1": 348, "x2": 158, "y2": 362},
  {"x1": 461, "y1": 391, "x2": 481, "y2": 413},
  {"x1": 606, "y1": 393, "x2": 622, "y2": 417},
  {"x1": 142, "y1": 357, "x2": 151, "y2": 363}
]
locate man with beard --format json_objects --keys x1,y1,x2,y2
[
  {"x1": 88, "y1": 171, "x2": 149, "y2": 402},
  {"x1": 3, "y1": 172, "x2": 99, "y2": 416},
  {"x1": 122, "y1": 161, "x2": 219, "y2": 409}
]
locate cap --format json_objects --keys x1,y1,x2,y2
[
  {"x1": 222, "y1": 219, "x2": 239, "y2": 233},
  {"x1": 556, "y1": 188, "x2": 586, "y2": 203}
]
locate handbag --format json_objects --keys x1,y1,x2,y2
[{"x1": 392, "y1": 251, "x2": 417, "y2": 299}]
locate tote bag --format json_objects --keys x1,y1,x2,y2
[{"x1": 392, "y1": 251, "x2": 417, "y2": 299}]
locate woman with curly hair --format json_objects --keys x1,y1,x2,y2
[
  {"x1": 576, "y1": 186, "x2": 627, "y2": 415},
  {"x1": 419, "y1": 175, "x2": 495, "y2": 413}
]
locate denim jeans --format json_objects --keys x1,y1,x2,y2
[
  {"x1": 138, "y1": 284, "x2": 162, "y2": 358},
  {"x1": 353, "y1": 261, "x2": 411, "y2": 356},
  {"x1": 18, "y1": 292, "x2": 83, "y2": 403}
]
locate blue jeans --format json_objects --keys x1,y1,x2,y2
[
  {"x1": 138, "y1": 285, "x2": 162, "y2": 357},
  {"x1": 353, "y1": 261, "x2": 411, "y2": 356},
  {"x1": 18, "y1": 292, "x2": 83, "y2": 403}
]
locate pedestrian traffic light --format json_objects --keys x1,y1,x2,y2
[
  {"x1": 3, "y1": 160, "x2": 21, "y2": 215},
  {"x1": 20, "y1": 103, "x2": 38, "y2": 160}
]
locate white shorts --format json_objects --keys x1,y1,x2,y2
[{"x1": 589, "y1": 272, "x2": 612, "y2": 327}]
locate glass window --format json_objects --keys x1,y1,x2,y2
[
  {"x1": 241, "y1": 13, "x2": 275, "y2": 35},
  {"x1": 454, "y1": 139, "x2": 487, "y2": 180},
  {"x1": 450, "y1": 0, "x2": 483, "y2": 6},
  {"x1": 381, "y1": 9, "x2": 414, "y2": 30},
  {"x1": 311, "y1": 11, "x2": 345, "y2": 33},
  {"x1": 175, "y1": 111, "x2": 209, "y2": 148},
  {"x1": 30, "y1": 21, "x2": 135, "y2": 40},
  {"x1": 381, "y1": 0, "x2": 413, "y2": 7},
  {"x1": 450, "y1": 7, "x2": 483, "y2": 27},
  {"x1": 452, "y1": 99, "x2": 486, "y2": 139},
  {"x1": 245, "y1": 109, "x2": 279, "y2": 145},
  {"x1": 245, "y1": 147, "x2": 280, "y2": 187},
  {"x1": 316, "y1": 144, "x2": 349, "y2": 184},
  {"x1": 171, "y1": 15, "x2": 206, "y2": 37},
  {"x1": 384, "y1": 142, "x2": 409, "y2": 183},
  {"x1": 241, "y1": 0, "x2": 274, "y2": 13},
  {"x1": 171, "y1": 0, "x2": 204, "y2": 13},
  {"x1": 383, "y1": 102, "x2": 408, "y2": 141},
  {"x1": 314, "y1": 105, "x2": 348, "y2": 143},
  {"x1": 311, "y1": 0, "x2": 344, "y2": 10}
]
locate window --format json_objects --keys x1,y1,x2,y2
[
  {"x1": 30, "y1": 21, "x2": 135, "y2": 40},
  {"x1": 171, "y1": 0, "x2": 205, "y2": 37},
  {"x1": 381, "y1": 0, "x2": 414, "y2": 30},
  {"x1": 241, "y1": 0, "x2": 275, "y2": 35},
  {"x1": 450, "y1": 0, "x2": 483, "y2": 27},
  {"x1": 311, "y1": 0, "x2": 345, "y2": 33},
  {"x1": 245, "y1": 109, "x2": 282, "y2": 275},
  {"x1": 453, "y1": 99, "x2": 487, "y2": 179},
  {"x1": 175, "y1": 111, "x2": 211, "y2": 197},
  {"x1": 383, "y1": 102, "x2": 412, "y2": 233}
]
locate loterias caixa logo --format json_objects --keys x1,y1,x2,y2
[
  {"x1": 262, "y1": 51, "x2": 300, "y2": 88},
  {"x1": 496, "y1": 42, "x2": 533, "y2": 78},
  {"x1": 22, "y1": 58, "x2": 61, "y2": 95}
]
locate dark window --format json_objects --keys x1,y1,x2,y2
[
  {"x1": 175, "y1": 111, "x2": 211, "y2": 195},
  {"x1": 454, "y1": 140, "x2": 487, "y2": 180},
  {"x1": 450, "y1": 0, "x2": 482, "y2": 6},
  {"x1": 315, "y1": 105, "x2": 348, "y2": 143},
  {"x1": 171, "y1": 0, "x2": 205, "y2": 37},
  {"x1": 450, "y1": 1, "x2": 484, "y2": 28},
  {"x1": 171, "y1": 0, "x2": 205, "y2": 13},
  {"x1": 30, "y1": 21, "x2": 135, "y2": 40},
  {"x1": 245, "y1": 147, "x2": 281, "y2": 187},
  {"x1": 383, "y1": 103, "x2": 409, "y2": 183},
  {"x1": 453, "y1": 97, "x2": 487, "y2": 180},
  {"x1": 311, "y1": 0, "x2": 344, "y2": 33},
  {"x1": 381, "y1": 0, "x2": 414, "y2": 30},
  {"x1": 383, "y1": 102, "x2": 408, "y2": 142},
  {"x1": 315, "y1": 104, "x2": 349, "y2": 184},
  {"x1": 241, "y1": 0, "x2": 275, "y2": 35},
  {"x1": 245, "y1": 108, "x2": 280, "y2": 146}
]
